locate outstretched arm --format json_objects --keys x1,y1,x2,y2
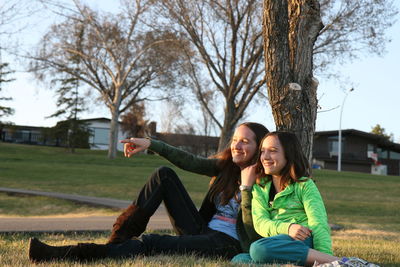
[{"x1": 120, "y1": 137, "x2": 219, "y2": 177}]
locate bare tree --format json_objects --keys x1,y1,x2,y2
[
  {"x1": 0, "y1": 0, "x2": 39, "y2": 36},
  {"x1": 157, "y1": 0, "x2": 266, "y2": 150},
  {"x1": 263, "y1": 0, "x2": 398, "y2": 161},
  {"x1": 29, "y1": 0, "x2": 187, "y2": 158},
  {"x1": 315, "y1": 0, "x2": 398, "y2": 75}
]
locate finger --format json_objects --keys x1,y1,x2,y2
[
  {"x1": 303, "y1": 227, "x2": 312, "y2": 236},
  {"x1": 120, "y1": 138, "x2": 135, "y2": 143}
]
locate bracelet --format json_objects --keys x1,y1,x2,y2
[{"x1": 239, "y1": 185, "x2": 253, "y2": 191}]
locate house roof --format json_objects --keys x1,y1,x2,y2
[
  {"x1": 80, "y1": 117, "x2": 111, "y2": 122},
  {"x1": 80, "y1": 117, "x2": 123, "y2": 124},
  {"x1": 315, "y1": 129, "x2": 400, "y2": 152}
]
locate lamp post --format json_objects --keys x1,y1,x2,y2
[{"x1": 338, "y1": 88, "x2": 354, "y2": 172}]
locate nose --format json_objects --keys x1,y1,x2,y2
[
  {"x1": 261, "y1": 151, "x2": 269, "y2": 160},
  {"x1": 233, "y1": 141, "x2": 242, "y2": 150}
]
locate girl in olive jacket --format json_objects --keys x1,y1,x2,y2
[
  {"x1": 232, "y1": 132, "x2": 378, "y2": 267},
  {"x1": 29, "y1": 122, "x2": 268, "y2": 263}
]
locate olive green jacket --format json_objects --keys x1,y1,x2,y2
[{"x1": 149, "y1": 139, "x2": 261, "y2": 252}]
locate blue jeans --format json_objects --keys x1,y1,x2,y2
[
  {"x1": 231, "y1": 234, "x2": 313, "y2": 265},
  {"x1": 107, "y1": 166, "x2": 241, "y2": 259}
]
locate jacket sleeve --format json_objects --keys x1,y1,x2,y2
[
  {"x1": 301, "y1": 180, "x2": 333, "y2": 255},
  {"x1": 240, "y1": 190, "x2": 262, "y2": 242},
  {"x1": 252, "y1": 185, "x2": 292, "y2": 237},
  {"x1": 148, "y1": 139, "x2": 220, "y2": 177}
]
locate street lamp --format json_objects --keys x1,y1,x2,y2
[{"x1": 338, "y1": 88, "x2": 354, "y2": 172}]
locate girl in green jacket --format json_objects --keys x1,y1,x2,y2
[{"x1": 232, "y1": 131, "x2": 378, "y2": 267}]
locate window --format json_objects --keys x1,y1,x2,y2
[
  {"x1": 328, "y1": 136, "x2": 344, "y2": 156},
  {"x1": 390, "y1": 151, "x2": 400, "y2": 160},
  {"x1": 377, "y1": 147, "x2": 388, "y2": 159},
  {"x1": 329, "y1": 140, "x2": 338, "y2": 154},
  {"x1": 367, "y1": 144, "x2": 375, "y2": 152},
  {"x1": 90, "y1": 128, "x2": 109, "y2": 145}
]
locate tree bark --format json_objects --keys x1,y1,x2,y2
[
  {"x1": 218, "y1": 101, "x2": 236, "y2": 151},
  {"x1": 108, "y1": 106, "x2": 120, "y2": 159},
  {"x1": 263, "y1": 0, "x2": 323, "y2": 161}
]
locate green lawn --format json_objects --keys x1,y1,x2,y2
[
  {"x1": 0, "y1": 142, "x2": 210, "y2": 206},
  {"x1": 1, "y1": 142, "x2": 400, "y2": 266}
]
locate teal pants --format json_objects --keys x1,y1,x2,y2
[{"x1": 231, "y1": 234, "x2": 313, "y2": 266}]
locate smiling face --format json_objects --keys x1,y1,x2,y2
[
  {"x1": 230, "y1": 125, "x2": 258, "y2": 169},
  {"x1": 260, "y1": 135, "x2": 287, "y2": 178}
]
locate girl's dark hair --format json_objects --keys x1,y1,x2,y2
[
  {"x1": 256, "y1": 131, "x2": 310, "y2": 190},
  {"x1": 209, "y1": 122, "x2": 269, "y2": 204}
]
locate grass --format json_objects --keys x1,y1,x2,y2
[
  {"x1": 1, "y1": 142, "x2": 400, "y2": 266},
  {"x1": 0, "y1": 142, "x2": 210, "y2": 206},
  {"x1": 0, "y1": 232, "x2": 247, "y2": 267},
  {"x1": 0, "y1": 192, "x2": 119, "y2": 217}
]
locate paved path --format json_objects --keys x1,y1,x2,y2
[{"x1": 0, "y1": 187, "x2": 172, "y2": 233}]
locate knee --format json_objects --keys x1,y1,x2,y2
[
  {"x1": 231, "y1": 253, "x2": 253, "y2": 264},
  {"x1": 250, "y1": 239, "x2": 269, "y2": 262},
  {"x1": 249, "y1": 238, "x2": 276, "y2": 263},
  {"x1": 153, "y1": 166, "x2": 179, "y2": 182}
]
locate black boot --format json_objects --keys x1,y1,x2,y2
[
  {"x1": 29, "y1": 237, "x2": 108, "y2": 263},
  {"x1": 107, "y1": 204, "x2": 150, "y2": 244}
]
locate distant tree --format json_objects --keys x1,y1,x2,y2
[
  {"x1": 50, "y1": 119, "x2": 91, "y2": 149},
  {"x1": 120, "y1": 102, "x2": 148, "y2": 138},
  {"x1": 46, "y1": 75, "x2": 90, "y2": 152},
  {"x1": 371, "y1": 124, "x2": 393, "y2": 141},
  {"x1": 0, "y1": 53, "x2": 15, "y2": 119},
  {"x1": 45, "y1": 23, "x2": 88, "y2": 153},
  {"x1": 29, "y1": 0, "x2": 189, "y2": 159}
]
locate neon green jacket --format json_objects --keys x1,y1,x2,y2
[{"x1": 252, "y1": 178, "x2": 332, "y2": 255}]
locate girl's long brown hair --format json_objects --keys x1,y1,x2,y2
[
  {"x1": 209, "y1": 122, "x2": 269, "y2": 205},
  {"x1": 256, "y1": 131, "x2": 310, "y2": 190}
]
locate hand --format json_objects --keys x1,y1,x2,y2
[
  {"x1": 240, "y1": 163, "x2": 257, "y2": 187},
  {"x1": 120, "y1": 138, "x2": 150, "y2": 157},
  {"x1": 288, "y1": 224, "x2": 312, "y2": 241}
]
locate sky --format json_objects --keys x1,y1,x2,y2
[{"x1": 2, "y1": 1, "x2": 400, "y2": 142}]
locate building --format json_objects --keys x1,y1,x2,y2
[
  {"x1": 0, "y1": 124, "x2": 55, "y2": 145},
  {"x1": 313, "y1": 129, "x2": 400, "y2": 176},
  {"x1": 81, "y1": 118, "x2": 125, "y2": 151},
  {"x1": 0, "y1": 117, "x2": 126, "y2": 151}
]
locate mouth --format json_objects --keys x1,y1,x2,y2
[
  {"x1": 262, "y1": 161, "x2": 274, "y2": 167},
  {"x1": 232, "y1": 150, "x2": 244, "y2": 155}
]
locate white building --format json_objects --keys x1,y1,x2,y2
[{"x1": 82, "y1": 117, "x2": 125, "y2": 151}]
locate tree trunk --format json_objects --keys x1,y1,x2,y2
[
  {"x1": 217, "y1": 100, "x2": 236, "y2": 151},
  {"x1": 263, "y1": 0, "x2": 323, "y2": 161},
  {"x1": 218, "y1": 121, "x2": 235, "y2": 152},
  {"x1": 108, "y1": 107, "x2": 120, "y2": 159}
]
